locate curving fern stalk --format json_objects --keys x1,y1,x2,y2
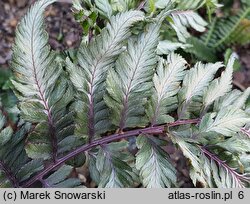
[{"x1": 0, "y1": 0, "x2": 249, "y2": 188}]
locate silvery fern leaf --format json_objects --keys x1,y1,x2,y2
[
  {"x1": 155, "y1": 0, "x2": 173, "y2": 9},
  {"x1": 214, "y1": 88, "x2": 250, "y2": 112},
  {"x1": 213, "y1": 90, "x2": 241, "y2": 112},
  {"x1": 170, "y1": 134, "x2": 210, "y2": 187},
  {"x1": 199, "y1": 107, "x2": 250, "y2": 136},
  {"x1": 217, "y1": 134, "x2": 250, "y2": 154},
  {"x1": 200, "y1": 147, "x2": 250, "y2": 188},
  {"x1": 201, "y1": 7, "x2": 250, "y2": 51},
  {"x1": 95, "y1": 0, "x2": 113, "y2": 19},
  {"x1": 203, "y1": 54, "x2": 235, "y2": 109},
  {"x1": 170, "y1": 11, "x2": 207, "y2": 42},
  {"x1": 67, "y1": 11, "x2": 144, "y2": 141},
  {"x1": 43, "y1": 165, "x2": 81, "y2": 187},
  {"x1": 96, "y1": 141, "x2": 137, "y2": 188},
  {"x1": 171, "y1": 135, "x2": 249, "y2": 187},
  {"x1": 0, "y1": 111, "x2": 43, "y2": 187},
  {"x1": 178, "y1": 61, "x2": 223, "y2": 118},
  {"x1": 209, "y1": 161, "x2": 248, "y2": 188},
  {"x1": 182, "y1": 62, "x2": 223, "y2": 102},
  {"x1": 233, "y1": 87, "x2": 250, "y2": 110},
  {"x1": 12, "y1": 0, "x2": 56, "y2": 110},
  {"x1": 136, "y1": 135, "x2": 177, "y2": 188},
  {"x1": 157, "y1": 40, "x2": 191, "y2": 55},
  {"x1": 109, "y1": 0, "x2": 136, "y2": 12},
  {"x1": 105, "y1": 23, "x2": 159, "y2": 130},
  {"x1": 11, "y1": 0, "x2": 78, "y2": 162},
  {"x1": 177, "y1": 0, "x2": 222, "y2": 10},
  {"x1": 177, "y1": 0, "x2": 206, "y2": 10},
  {"x1": 199, "y1": 147, "x2": 249, "y2": 188},
  {"x1": 147, "y1": 54, "x2": 187, "y2": 126}
]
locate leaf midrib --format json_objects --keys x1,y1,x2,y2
[
  {"x1": 30, "y1": 1, "x2": 57, "y2": 162},
  {"x1": 151, "y1": 60, "x2": 183, "y2": 125},
  {"x1": 0, "y1": 160, "x2": 19, "y2": 187},
  {"x1": 119, "y1": 27, "x2": 156, "y2": 130},
  {"x1": 87, "y1": 16, "x2": 139, "y2": 137}
]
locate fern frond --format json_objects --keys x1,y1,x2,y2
[
  {"x1": 190, "y1": 7, "x2": 250, "y2": 59},
  {"x1": 0, "y1": 111, "x2": 43, "y2": 187},
  {"x1": 201, "y1": 6, "x2": 250, "y2": 51},
  {"x1": 182, "y1": 62, "x2": 223, "y2": 102},
  {"x1": 4, "y1": 0, "x2": 250, "y2": 188},
  {"x1": 177, "y1": 0, "x2": 222, "y2": 20},
  {"x1": 11, "y1": 0, "x2": 57, "y2": 109},
  {"x1": 185, "y1": 37, "x2": 217, "y2": 62},
  {"x1": 95, "y1": 0, "x2": 113, "y2": 19},
  {"x1": 176, "y1": 0, "x2": 206, "y2": 10},
  {"x1": 96, "y1": 142, "x2": 137, "y2": 187},
  {"x1": 217, "y1": 134, "x2": 250, "y2": 154},
  {"x1": 214, "y1": 87, "x2": 250, "y2": 112},
  {"x1": 178, "y1": 61, "x2": 223, "y2": 119},
  {"x1": 147, "y1": 54, "x2": 187, "y2": 126},
  {"x1": 229, "y1": 18, "x2": 250, "y2": 45},
  {"x1": 171, "y1": 134, "x2": 249, "y2": 187},
  {"x1": 157, "y1": 40, "x2": 191, "y2": 55},
  {"x1": 12, "y1": 0, "x2": 58, "y2": 161},
  {"x1": 233, "y1": 87, "x2": 250, "y2": 109},
  {"x1": 43, "y1": 165, "x2": 81, "y2": 187},
  {"x1": 105, "y1": 23, "x2": 159, "y2": 130},
  {"x1": 11, "y1": 0, "x2": 80, "y2": 162},
  {"x1": 213, "y1": 90, "x2": 241, "y2": 112},
  {"x1": 170, "y1": 10, "x2": 207, "y2": 42},
  {"x1": 87, "y1": 142, "x2": 137, "y2": 188},
  {"x1": 67, "y1": 11, "x2": 144, "y2": 141},
  {"x1": 136, "y1": 135, "x2": 177, "y2": 188},
  {"x1": 203, "y1": 54, "x2": 235, "y2": 109},
  {"x1": 170, "y1": 134, "x2": 210, "y2": 187},
  {"x1": 200, "y1": 107, "x2": 250, "y2": 136},
  {"x1": 201, "y1": 147, "x2": 250, "y2": 188}
]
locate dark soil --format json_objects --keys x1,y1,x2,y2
[{"x1": 235, "y1": 45, "x2": 250, "y2": 88}]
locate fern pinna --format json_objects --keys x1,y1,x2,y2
[
  {"x1": 186, "y1": 2, "x2": 250, "y2": 62},
  {"x1": 0, "y1": 0, "x2": 249, "y2": 188}
]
